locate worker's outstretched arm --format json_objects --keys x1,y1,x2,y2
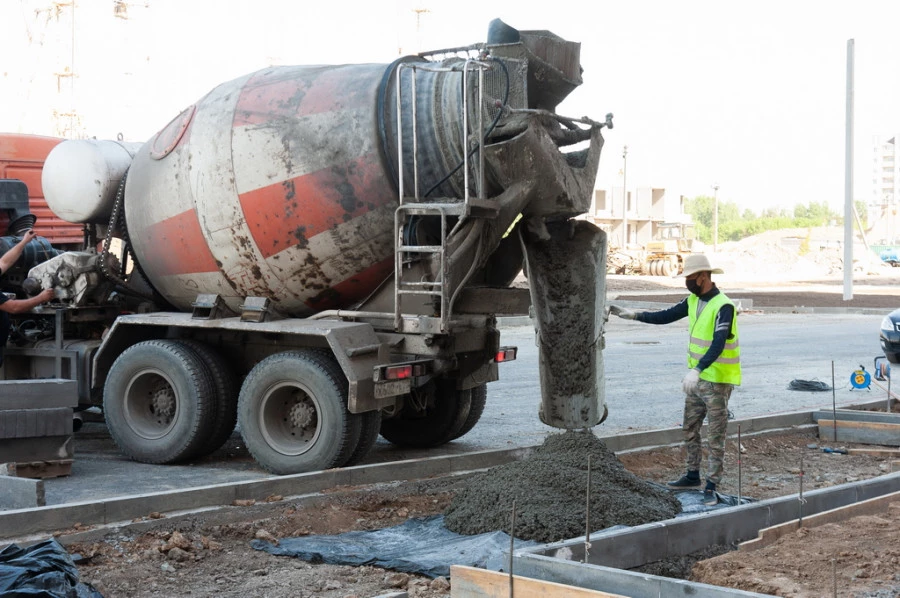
[{"x1": 0, "y1": 230, "x2": 36, "y2": 275}]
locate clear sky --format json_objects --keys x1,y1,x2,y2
[{"x1": 3, "y1": 0, "x2": 899, "y2": 214}]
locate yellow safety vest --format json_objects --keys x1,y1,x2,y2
[{"x1": 687, "y1": 292, "x2": 741, "y2": 385}]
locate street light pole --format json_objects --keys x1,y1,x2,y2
[
  {"x1": 712, "y1": 184, "x2": 719, "y2": 253},
  {"x1": 622, "y1": 145, "x2": 628, "y2": 247}
]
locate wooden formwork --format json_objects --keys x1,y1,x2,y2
[
  {"x1": 814, "y1": 406, "x2": 900, "y2": 446},
  {"x1": 450, "y1": 565, "x2": 627, "y2": 598}
]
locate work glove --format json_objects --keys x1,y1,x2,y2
[
  {"x1": 682, "y1": 369, "x2": 701, "y2": 395},
  {"x1": 608, "y1": 305, "x2": 636, "y2": 320}
]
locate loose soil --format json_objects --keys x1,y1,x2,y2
[
  {"x1": 691, "y1": 503, "x2": 900, "y2": 598},
  {"x1": 53, "y1": 428, "x2": 899, "y2": 598}
]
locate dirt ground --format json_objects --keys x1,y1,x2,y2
[
  {"x1": 691, "y1": 502, "x2": 900, "y2": 598},
  {"x1": 54, "y1": 427, "x2": 899, "y2": 598}
]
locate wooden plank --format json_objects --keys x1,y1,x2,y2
[
  {"x1": 13, "y1": 459, "x2": 73, "y2": 479},
  {"x1": 0, "y1": 379, "x2": 78, "y2": 410},
  {"x1": 817, "y1": 419, "x2": 900, "y2": 446},
  {"x1": 739, "y1": 492, "x2": 900, "y2": 553},
  {"x1": 813, "y1": 409, "x2": 900, "y2": 424},
  {"x1": 450, "y1": 565, "x2": 627, "y2": 598}
]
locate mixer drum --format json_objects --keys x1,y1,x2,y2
[{"x1": 124, "y1": 62, "x2": 467, "y2": 316}]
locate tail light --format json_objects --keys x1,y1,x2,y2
[{"x1": 494, "y1": 346, "x2": 517, "y2": 363}]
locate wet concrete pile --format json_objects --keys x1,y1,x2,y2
[{"x1": 443, "y1": 430, "x2": 681, "y2": 543}]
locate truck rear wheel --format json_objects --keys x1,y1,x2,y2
[
  {"x1": 103, "y1": 340, "x2": 216, "y2": 464},
  {"x1": 450, "y1": 384, "x2": 487, "y2": 441},
  {"x1": 379, "y1": 379, "x2": 469, "y2": 447},
  {"x1": 344, "y1": 410, "x2": 382, "y2": 466},
  {"x1": 172, "y1": 340, "x2": 238, "y2": 457},
  {"x1": 237, "y1": 350, "x2": 361, "y2": 475}
]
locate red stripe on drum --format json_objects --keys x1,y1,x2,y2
[
  {"x1": 239, "y1": 153, "x2": 393, "y2": 259},
  {"x1": 234, "y1": 67, "x2": 373, "y2": 127},
  {"x1": 304, "y1": 257, "x2": 394, "y2": 312},
  {"x1": 142, "y1": 208, "x2": 220, "y2": 276}
]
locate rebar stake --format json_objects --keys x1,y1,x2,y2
[
  {"x1": 584, "y1": 454, "x2": 592, "y2": 564},
  {"x1": 832, "y1": 557, "x2": 837, "y2": 598},
  {"x1": 888, "y1": 375, "x2": 892, "y2": 416},
  {"x1": 737, "y1": 424, "x2": 742, "y2": 504},
  {"x1": 509, "y1": 499, "x2": 516, "y2": 598},
  {"x1": 832, "y1": 361, "x2": 837, "y2": 442},
  {"x1": 798, "y1": 449, "x2": 805, "y2": 527}
]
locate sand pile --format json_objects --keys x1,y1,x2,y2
[
  {"x1": 442, "y1": 430, "x2": 681, "y2": 543},
  {"x1": 715, "y1": 227, "x2": 890, "y2": 280}
]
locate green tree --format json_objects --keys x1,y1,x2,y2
[
  {"x1": 682, "y1": 198, "x2": 842, "y2": 245},
  {"x1": 854, "y1": 200, "x2": 868, "y2": 230}
]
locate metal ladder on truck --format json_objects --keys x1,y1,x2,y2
[{"x1": 393, "y1": 58, "x2": 495, "y2": 333}]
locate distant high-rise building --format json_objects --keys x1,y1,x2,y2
[{"x1": 871, "y1": 136, "x2": 900, "y2": 245}]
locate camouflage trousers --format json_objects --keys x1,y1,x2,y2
[{"x1": 682, "y1": 379, "x2": 733, "y2": 485}]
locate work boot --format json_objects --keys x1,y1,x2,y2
[
  {"x1": 666, "y1": 471, "x2": 701, "y2": 489},
  {"x1": 702, "y1": 481, "x2": 718, "y2": 506}
]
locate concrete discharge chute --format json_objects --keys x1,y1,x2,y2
[{"x1": 6, "y1": 19, "x2": 612, "y2": 473}]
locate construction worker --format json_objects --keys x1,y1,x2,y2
[
  {"x1": 609, "y1": 253, "x2": 740, "y2": 506},
  {"x1": 0, "y1": 230, "x2": 55, "y2": 365}
]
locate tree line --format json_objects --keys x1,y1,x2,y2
[{"x1": 683, "y1": 196, "x2": 868, "y2": 245}]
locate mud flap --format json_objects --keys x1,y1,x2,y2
[{"x1": 522, "y1": 219, "x2": 607, "y2": 429}]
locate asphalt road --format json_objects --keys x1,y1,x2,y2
[{"x1": 40, "y1": 308, "x2": 891, "y2": 507}]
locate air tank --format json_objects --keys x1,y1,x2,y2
[
  {"x1": 123, "y1": 60, "x2": 470, "y2": 317},
  {"x1": 42, "y1": 139, "x2": 143, "y2": 225}
]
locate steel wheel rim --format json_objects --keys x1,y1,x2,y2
[
  {"x1": 122, "y1": 367, "x2": 180, "y2": 440},
  {"x1": 259, "y1": 381, "x2": 322, "y2": 456}
]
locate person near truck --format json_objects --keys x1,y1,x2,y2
[
  {"x1": 609, "y1": 253, "x2": 740, "y2": 506},
  {"x1": 0, "y1": 230, "x2": 56, "y2": 365}
]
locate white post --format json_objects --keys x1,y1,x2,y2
[
  {"x1": 712, "y1": 184, "x2": 719, "y2": 253},
  {"x1": 622, "y1": 145, "x2": 628, "y2": 247},
  {"x1": 843, "y1": 39, "x2": 854, "y2": 300}
]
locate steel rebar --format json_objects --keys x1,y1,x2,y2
[
  {"x1": 832, "y1": 361, "x2": 837, "y2": 442},
  {"x1": 509, "y1": 499, "x2": 516, "y2": 598},
  {"x1": 799, "y1": 449, "x2": 805, "y2": 526},
  {"x1": 737, "y1": 424, "x2": 742, "y2": 504},
  {"x1": 584, "y1": 455, "x2": 592, "y2": 564}
]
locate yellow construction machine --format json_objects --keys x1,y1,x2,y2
[{"x1": 642, "y1": 222, "x2": 700, "y2": 276}]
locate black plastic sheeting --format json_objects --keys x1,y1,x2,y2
[
  {"x1": 0, "y1": 539, "x2": 102, "y2": 598},
  {"x1": 252, "y1": 515, "x2": 539, "y2": 578},
  {"x1": 673, "y1": 488, "x2": 755, "y2": 513},
  {"x1": 252, "y1": 490, "x2": 754, "y2": 578}
]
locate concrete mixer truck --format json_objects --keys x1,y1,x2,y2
[{"x1": 0, "y1": 19, "x2": 612, "y2": 474}]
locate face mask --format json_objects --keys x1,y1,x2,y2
[{"x1": 686, "y1": 277, "x2": 703, "y2": 295}]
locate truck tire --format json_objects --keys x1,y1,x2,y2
[
  {"x1": 344, "y1": 409, "x2": 382, "y2": 466},
  {"x1": 103, "y1": 339, "x2": 216, "y2": 464},
  {"x1": 379, "y1": 379, "x2": 468, "y2": 447},
  {"x1": 172, "y1": 340, "x2": 238, "y2": 457},
  {"x1": 237, "y1": 350, "x2": 361, "y2": 475},
  {"x1": 450, "y1": 384, "x2": 487, "y2": 440}
]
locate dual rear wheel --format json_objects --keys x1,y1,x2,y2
[{"x1": 104, "y1": 343, "x2": 483, "y2": 474}]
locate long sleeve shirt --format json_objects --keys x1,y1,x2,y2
[{"x1": 634, "y1": 285, "x2": 735, "y2": 372}]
